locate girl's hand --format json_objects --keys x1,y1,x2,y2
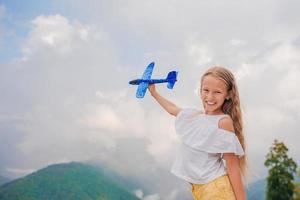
[
  {"x1": 147, "y1": 83, "x2": 181, "y2": 116},
  {"x1": 148, "y1": 84, "x2": 156, "y2": 96}
]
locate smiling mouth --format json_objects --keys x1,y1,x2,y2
[{"x1": 206, "y1": 101, "x2": 216, "y2": 105}]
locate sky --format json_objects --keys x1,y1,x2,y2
[{"x1": 0, "y1": 0, "x2": 300, "y2": 199}]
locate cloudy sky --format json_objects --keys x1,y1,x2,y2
[{"x1": 0, "y1": 0, "x2": 300, "y2": 199}]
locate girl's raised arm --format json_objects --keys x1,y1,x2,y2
[{"x1": 148, "y1": 84, "x2": 181, "y2": 116}]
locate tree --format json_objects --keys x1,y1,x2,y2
[{"x1": 264, "y1": 140, "x2": 297, "y2": 200}]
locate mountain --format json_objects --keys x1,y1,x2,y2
[
  {"x1": 0, "y1": 176, "x2": 10, "y2": 187},
  {"x1": 246, "y1": 177, "x2": 300, "y2": 200},
  {"x1": 0, "y1": 162, "x2": 140, "y2": 200},
  {"x1": 247, "y1": 179, "x2": 266, "y2": 200}
]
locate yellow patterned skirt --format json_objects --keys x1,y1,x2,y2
[{"x1": 191, "y1": 175, "x2": 236, "y2": 200}]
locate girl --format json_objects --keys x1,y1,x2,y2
[{"x1": 148, "y1": 66, "x2": 247, "y2": 200}]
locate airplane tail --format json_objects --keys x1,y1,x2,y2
[{"x1": 166, "y1": 71, "x2": 178, "y2": 89}]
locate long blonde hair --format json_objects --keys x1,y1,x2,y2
[{"x1": 201, "y1": 66, "x2": 247, "y2": 178}]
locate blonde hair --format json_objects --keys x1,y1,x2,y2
[{"x1": 200, "y1": 66, "x2": 247, "y2": 178}]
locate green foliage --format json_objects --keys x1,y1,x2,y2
[
  {"x1": 264, "y1": 140, "x2": 297, "y2": 200},
  {"x1": 0, "y1": 162, "x2": 140, "y2": 200}
]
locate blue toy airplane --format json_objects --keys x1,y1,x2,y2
[{"x1": 129, "y1": 62, "x2": 178, "y2": 98}]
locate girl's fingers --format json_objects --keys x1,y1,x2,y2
[{"x1": 148, "y1": 84, "x2": 156, "y2": 93}]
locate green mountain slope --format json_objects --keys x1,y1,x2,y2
[{"x1": 0, "y1": 162, "x2": 140, "y2": 200}]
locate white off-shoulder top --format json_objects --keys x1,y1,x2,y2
[{"x1": 171, "y1": 108, "x2": 244, "y2": 184}]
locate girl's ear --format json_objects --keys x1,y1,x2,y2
[{"x1": 226, "y1": 91, "x2": 232, "y2": 100}]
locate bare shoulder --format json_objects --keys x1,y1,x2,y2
[{"x1": 218, "y1": 115, "x2": 235, "y2": 132}]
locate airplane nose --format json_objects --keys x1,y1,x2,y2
[{"x1": 129, "y1": 79, "x2": 139, "y2": 85}]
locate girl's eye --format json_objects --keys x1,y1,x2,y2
[{"x1": 213, "y1": 90, "x2": 221, "y2": 94}]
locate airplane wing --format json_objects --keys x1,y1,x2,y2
[
  {"x1": 136, "y1": 82, "x2": 149, "y2": 98},
  {"x1": 142, "y1": 62, "x2": 155, "y2": 80}
]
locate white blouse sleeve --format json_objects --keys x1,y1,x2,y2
[{"x1": 175, "y1": 109, "x2": 244, "y2": 157}]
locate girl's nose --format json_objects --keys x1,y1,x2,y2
[{"x1": 206, "y1": 93, "x2": 214, "y2": 100}]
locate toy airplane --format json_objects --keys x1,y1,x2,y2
[{"x1": 129, "y1": 62, "x2": 178, "y2": 98}]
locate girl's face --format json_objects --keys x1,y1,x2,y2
[{"x1": 200, "y1": 75, "x2": 229, "y2": 115}]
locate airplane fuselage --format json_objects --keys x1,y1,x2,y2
[{"x1": 129, "y1": 79, "x2": 175, "y2": 85}]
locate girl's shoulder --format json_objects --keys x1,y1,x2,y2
[{"x1": 218, "y1": 115, "x2": 235, "y2": 133}]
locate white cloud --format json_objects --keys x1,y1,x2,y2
[
  {"x1": 143, "y1": 193, "x2": 160, "y2": 200},
  {"x1": 79, "y1": 104, "x2": 125, "y2": 132},
  {"x1": 23, "y1": 14, "x2": 74, "y2": 55},
  {"x1": 134, "y1": 189, "x2": 144, "y2": 198},
  {"x1": 235, "y1": 63, "x2": 251, "y2": 80},
  {"x1": 230, "y1": 39, "x2": 247, "y2": 47},
  {"x1": 145, "y1": 111, "x2": 179, "y2": 165},
  {"x1": 188, "y1": 44, "x2": 212, "y2": 66},
  {"x1": 134, "y1": 189, "x2": 163, "y2": 200},
  {"x1": 5, "y1": 167, "x2": 36, "y2": 178},
  {"x1": 279, "y1": 67, "x2": 300, "y2": 113},
  {"x1": 79, "y1": 90, "x2": 180, "y2": 167},
  {"x1": 95, "y1": 89, "x2": 129, "y2": 102},
  {"x1": 21, "y1": 14, "x2": 113, "y2": 67}
]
